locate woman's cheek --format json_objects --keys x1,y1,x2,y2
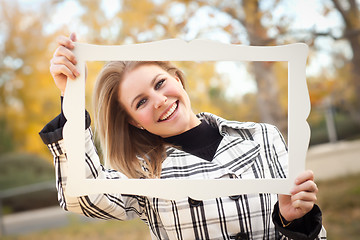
[{"x1": 137, "y1": 109, "x2": 154, "y2": 127}]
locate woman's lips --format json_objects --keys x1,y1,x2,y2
[{"x1": 159, "y1": 101, "x2": 178, "y2": 121}]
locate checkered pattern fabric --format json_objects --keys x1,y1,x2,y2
[{"x1": 44, "y1": 112, "x2": 326, "y2": 240}]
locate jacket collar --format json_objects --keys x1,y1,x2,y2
[{"x1": 197, "y1": 112, "x2": 257, "y2": 136}]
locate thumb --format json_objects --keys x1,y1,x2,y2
[{"x1": 70, "y1": 32, "x2": 77, "y2": 42}]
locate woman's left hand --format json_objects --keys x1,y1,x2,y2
[{"x1": 278, "y1": 170, "x2": 318, "y2": 222}]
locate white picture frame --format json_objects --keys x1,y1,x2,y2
[{"x1": 62, "y1": 39, "x2": 309, "y2": 199}]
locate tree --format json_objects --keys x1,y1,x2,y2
[
  {"x1": 178, "y1": 0, "x2": 289, "y2": 133},
  {"x1": 330, "y1": 0, "x2": 360, "y2": 122},
  {"x1": 298, "y1": 0, "x2": 360, "y2": 123},
  {"x1": 0, "y1": 0, "x2": 307, "y2": 159},
  {"x1": 0, "y1": 1, "x2": 61, "y2": 157},
  {"x1": 75, "y1": 0, "x2": 227, "y2": 121},
  {"x1": 61, "y1": 0, "x2": 291, "y2": 135}
]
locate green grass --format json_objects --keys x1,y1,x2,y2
[
  {"x1": 0, "y1": 153, "x2": 54, "y2": 190},
  {"x1": 2, "y1": 218, "x2": 151, "y2": 240},
  {"x1": 0, "y1": 153, "x2": 57, "y2": 214},
  {"x1": 2, "y1": 174, "x2": 360, "y2": 240},
  {"x1": 317, "y1": 174, "x2": 360, "y2": 240}
]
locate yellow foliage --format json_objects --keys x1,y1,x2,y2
[
  {"x1": 174, "y1": 61, "x2": 223, "y2": 115},
  {"x1": 0, "y1": 1, "x2": 61, "y2": 160},
  {"x1": 85, "y1": 61, "x2": 107, "y2": 116},
  {"x1": 118, "y1": 0, "x2": 158, "y2": 39},
  {"x1": 3, "y1": 0, "x2": 343, "y2": 162},
  {"x1": 307, "y1": 69, "x2": 338, "y2": 107},
  {"x1": 273, "y1": 61, "x2": 288, "y2": 115}
]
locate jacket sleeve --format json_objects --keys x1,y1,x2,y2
[
  {"x1": 273, "y1": 202, "x2": 327, "y2": 240},
  {"x1": 269, "y1": 125, "x2": 327, "y2": 239},
  {"x1": 39, "y1": 112, "x2": 147, "y2": 221}
]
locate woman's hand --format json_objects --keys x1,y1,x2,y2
[
  {"x1": 278, "y1": 170, "x2": 318, "y2": 222},
  {"x1": 49, "y1": 33, "x2": 80, "y2": 96}
]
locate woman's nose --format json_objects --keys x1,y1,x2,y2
[{"x1": 154, "y1": 94, "x2": 167, "y2": 109}]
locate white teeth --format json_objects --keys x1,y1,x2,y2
[{"x1": 160, "y1": 102, "x2": 178, "y2": 121}]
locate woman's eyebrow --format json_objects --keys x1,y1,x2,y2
[{"x1": 130, "y1": 73, "x2": 163, "y2": 108}]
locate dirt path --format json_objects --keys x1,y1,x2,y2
[{"x1": 306, "y1": 139, "x2": 360, "y2": 181}]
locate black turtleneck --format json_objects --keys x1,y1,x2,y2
[{"x1": 163, "y1": 120, "x2": 223, "y2": 161}]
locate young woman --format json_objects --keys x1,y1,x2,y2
[{"x1": 40, "y1": 33, "x2": 326, "y2": 240}]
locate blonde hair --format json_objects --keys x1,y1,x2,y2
[{"x1": 93, "y1": 61, "x2": 186, "y2": 178}]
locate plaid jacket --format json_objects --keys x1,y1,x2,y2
[{"x1": 40, "y1": 112, "x2": 326, "y2": 240}]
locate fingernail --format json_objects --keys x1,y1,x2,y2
[{"x1": 295, "y1": 178, "x2": 300, "y2": 184}]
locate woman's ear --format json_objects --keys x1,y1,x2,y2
[
  {"x1": 175, "y1": 76, "x2": 184, "y2": 89},
  {"x1": 174, "y1": 71, "x2": 185, "y2": 89}
]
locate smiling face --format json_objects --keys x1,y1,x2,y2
[{"x1": 119, "y1": 64, "x2": 201, "y2": 138}]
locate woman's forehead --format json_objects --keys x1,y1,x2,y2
[{"x1": 124, "y1": 64, "x2": 167, "y2": 82}]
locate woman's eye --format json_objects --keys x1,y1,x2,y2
[
  {"x1": 136, "y1": 99, "x2": 147, "y2": 109},
  {"x1": 155, "y1": 79, "x2": 165, "y2": 90}
]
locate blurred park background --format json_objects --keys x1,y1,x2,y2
[{"x1": 1, "y1": 0, "x2": 360, "y2": 239}]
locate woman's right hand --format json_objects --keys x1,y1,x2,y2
[{"x1": 49, "y1": 33, "x2": 80, "y2": 96}]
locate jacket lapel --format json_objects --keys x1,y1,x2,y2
[
  {"x1": 160, "y1": 135, "x2": 260, "y2": 179},
  {"x1": 212, "y1": 135, "x2": 260, "y2": 177},
  {"x1": 160, "y1": 112, "x2": 260, "y2": 180}
]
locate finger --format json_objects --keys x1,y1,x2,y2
[
  {"x1": 50, "y1": 64, "x2": 75, "y2": 80},
  {"x1": 291, "y1": 191, "x2": 317, "y2": 203},
  {"x1": 291, "y1": 199, "x2": 315, "y2": 213},
  {"x1": 53, "y1": 46, "x2": 77, "y2": 65},
  {"x1": 56, "y1": 35, "x2": 75, "y2": 49},
  {"x1": 295, "y1": 170, "x2": 314, "y2": 185},
  {"x1": 291, "y1": 180, "x2": 318, "y2": 195},
  {"x1": 70, "y1": 32, "x2": 77, "y2": 42},
  {"x1": 50, "y1": 63, "x2": 77, "y2": 80},
  {"x1": 51, "y1": 56, "x2": 79, "y2": 77},
  {"x1": 51, "y1": 56, "x2": 79, "y2": 78}
]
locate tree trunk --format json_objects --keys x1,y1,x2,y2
[
  {"x1": 242, "y1": 0, "x2": 287, "y2": 134},
  {"x1": 348, "y1": 34, "x2": 360, "y2": 122},
  {"x1": 252, "y1": 62, "x2": 287, "y2": 134},
  {"x1": 332, "y1": 0, "x2": 360, "y2": 122}
]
